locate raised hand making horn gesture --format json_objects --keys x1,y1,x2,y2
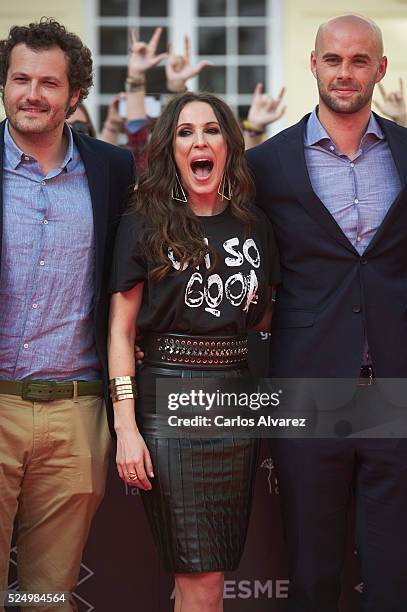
[
  {"x1": 166, "y1": 34, "x2": 211, "y2": 93},
  {"x1": 373, "y1": 78, "x2": 407, "y2": 127},
  {"x1": 243, "y1": 82, "x2": 287, "y2": 149},
  {"x1": 127, "y1": 27, "x2": 168, "y2": 82}
]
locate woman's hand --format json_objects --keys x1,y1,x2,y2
[{"x1": 116, "y1": 426, "x2": 154, "y2": 491}]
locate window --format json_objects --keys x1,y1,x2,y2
[
  {"x1": 87, "y1": 0, "x2": 281, "y2": 130},
  {"x1": 194, "y1": 0, "x2": 279, "y2": 119}
]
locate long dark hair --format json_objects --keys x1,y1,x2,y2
[{"x1": 131, "y1": 91, "x2": 256, "y2": 280}]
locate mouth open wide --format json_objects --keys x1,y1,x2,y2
[{"x1": 190, "y1": 159, "x2": 214, "y2": 178}]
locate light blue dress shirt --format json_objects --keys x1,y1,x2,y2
[
  {"x1": 304, "y1": 108, "x2": 402, "y2": 363},
  {"x1": 0, "y1": 121, "x2": 100, "y2": 380}
]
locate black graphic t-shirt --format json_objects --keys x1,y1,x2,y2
[{"x1": 109, "y1": 205, "x2": 280, "y2": 334}]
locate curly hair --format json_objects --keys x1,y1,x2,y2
[
  {"x1": 131, "y1": 91, "x2": 256, "y2": 280},
  {"x1": 0, "y1": 17, "x2": 93, "y2": 116}
]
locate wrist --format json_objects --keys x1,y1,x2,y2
[
  {"x1": 105, "y1": 117, "x2": 121, "y2": 126},
  {"x1": 167, "y1": 79, "x2": 188, "y2": 94},
  {"x1": 395, "y1": 113, "x2": 407, "y2": 126},
  {"x1": 126, "y1": 75, "x2": 145, "y2": 84},
  {"x1": 124, "y1": 72, "x2": 146, "y2": 93},
  {"x1": 242, "y1": 119, "x2": 266, "y2": 135},
  {"x1": 110, "y1": 375, "x2": 137, "y2": 403},
  {"x1": 126, "y1": 82, "x2": 146, "y2": 94},
  {"x1": 127, "y1": 71, "x2": 145, "y2": 82},
  {"x1": 114, "y1": 421, "x2": 139, "y2": 434},
  {"x1": 103, "y1": 120, "x2": 121, "y2": 134}
]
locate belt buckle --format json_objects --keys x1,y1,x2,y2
[
  {"x1": 21, "y1": 379, "x2": 57, "y2": 401},
  {"x1": 358, "y1": 366, "x2": 374, "y2": 387}
]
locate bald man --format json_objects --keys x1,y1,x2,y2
[{"x1": 247, "y1": 14, "x2": 407, "y2": 612}]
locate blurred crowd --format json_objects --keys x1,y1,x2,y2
[{"x1": 67, "y1": 26, "x2": 407, "y2": 177}]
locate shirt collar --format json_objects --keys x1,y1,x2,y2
[
  {"x1": 61, "y1": 123, "x2": 74, "y2": 170},
  {"x1": 304, "y1": 107, "x2": 384, "y2": 148},
  {"x1": 4, "y1": 121, "x2": 25, "y2": 170},
  {"x1": 4, "y1": 119, "x2": 74, "y2": 171}
]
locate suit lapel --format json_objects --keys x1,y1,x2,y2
[
  {"x1": 73, "y1": 132, "x2": 110, "y2": 300},
  {"x1": 364, "y1": 114, "x2": 407, "y2": 254},
  {"x1": 376, "y1": 113, "x2": 407, "y2": 187},
  {"x1": 277, "y1": 117, "x2": 358, "y2": 254}
]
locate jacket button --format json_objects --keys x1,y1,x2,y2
[
  {"x1": 360, "y1": 257, "x2": 368, "y2": 265},
  {"x1": 352, "y1": 305, "x2": 362, "y2": 313}
]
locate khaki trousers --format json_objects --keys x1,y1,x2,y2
[{"x1": 0, "y1": 394, "x2": 111, "y2": 612}]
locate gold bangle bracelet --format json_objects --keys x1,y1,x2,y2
[
  {"x1": 125, "y1": 76, "x2": 146, "y2": 92},
  {"x1": 110, "y1": 376, "x2": 135, "y2": 384},
  {"x1": 125, "y1": 82, "x2": 146, "y2": 93},
  {"x1": 126, "y1": 76, "x2": 146, "y2": 85},
  {"x1": 109, "y1": 376, "x2": 138, "y2": 402},
  {"x1": 241, "y1": 119, "x2": 265, "y2": 135},
  {"x1": 111, "y1": 393, "x2": 136, "y2": 403}
]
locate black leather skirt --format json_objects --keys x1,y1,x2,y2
[{"x1": 136, "y1": 364, "x2": 258, "y2": 573}]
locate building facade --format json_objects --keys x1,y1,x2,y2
[{"x1": 1, "y1": 1, "x2": 407, "y2": 132}]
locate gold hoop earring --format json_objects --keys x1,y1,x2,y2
[
  {"x1": 217, "y1": 171, "x2": 232, "y2": 201},
  {"x1": 171, "y1": 173, "x2": 188, "y2": 202}
]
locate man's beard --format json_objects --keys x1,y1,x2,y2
[
  {"x1": 317, "y1": 76, "x2": 376, "y2": 115},
  {"x1": 3, "y1": 93, "x2": 72, "y2": 135}
]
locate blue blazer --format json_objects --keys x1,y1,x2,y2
[
  {"x1": 246, "y1": 113, "x2": 407, "y2": 403},
  {"x1": 0, "y1": 120, "x2": 136, "y2": 433}
]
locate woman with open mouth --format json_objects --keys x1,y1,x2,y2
[{"x1": 108, "y1": 91, "x2": 280, "y2": 612}]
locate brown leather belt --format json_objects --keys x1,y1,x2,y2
[
  {"x1": 0, "y1": 379, "x2": 104, "y2": 401},
  {"x1": 141, "y1": 332, "x2": 248, "y2": 370}
]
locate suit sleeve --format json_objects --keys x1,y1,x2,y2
[{"x1": 266, "y1": 218, "x2": 281, "y2": 286}]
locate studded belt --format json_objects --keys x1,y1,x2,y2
[{"x1": 141, "y1": 333, "x2": 248, "y2": 370}]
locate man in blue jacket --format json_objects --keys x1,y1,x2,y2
[
  {"x1": 247, "y1": 14, "x2": 407, "y2": 612},
  {"x1": 0, "y1": 19, "x2": 134, "y2": 611}
]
